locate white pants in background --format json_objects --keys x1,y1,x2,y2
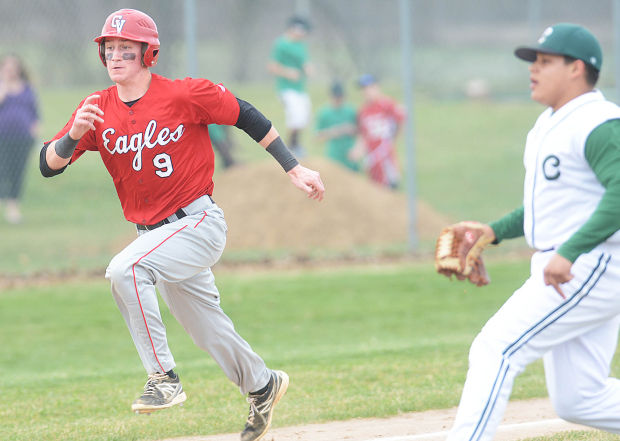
[{"x1": 280, "y1": 89, "x2": 311, "y2": 130}]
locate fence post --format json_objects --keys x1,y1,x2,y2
[{"x1": 399, "y1": 0, "x2": 418, "y2": 251}]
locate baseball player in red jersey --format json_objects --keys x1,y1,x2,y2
[
  {"x1": 352, "y1": 74, "x2": 405, "y2": 189},
  {"x1": 39, "y1": 9, "x2": 324, "y2": 441}
]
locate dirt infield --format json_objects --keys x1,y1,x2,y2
[{"x1": 160, "y1": 398, "x2": 594, "y2": 441}]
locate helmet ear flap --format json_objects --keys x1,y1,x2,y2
[{"x1": 142, "y1": 43, "x2": 159, "y2": 67}]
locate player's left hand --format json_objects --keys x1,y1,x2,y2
[
  {"x1": 543, "y1": 253, "x2": 574, "y2": 299},
  {"x1": 287, "y1": 164, "x2": 325, "y2": 201}
]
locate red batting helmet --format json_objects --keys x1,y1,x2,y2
[{"x1": 94, "y1": 9, "x2": 160, "y2": 67}]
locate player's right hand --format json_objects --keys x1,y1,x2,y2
[
  {"x1": 543, "y1": 253, "x2": 574, "y2": 299},
  {"x1": 69, "y1": 94, "x2": 104, "y2": 140},
  {"x1": 287, "y1": 164, "x2": 325, "y2": 201}
]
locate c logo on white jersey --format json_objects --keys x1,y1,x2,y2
[
  {"x1": 111, "y1": 15, "x2": 126, "y2": 34},
  {"x1": 542, "y1": 154, "x2": 561, "y2": 180}
]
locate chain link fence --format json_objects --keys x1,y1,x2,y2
[
  {"x1": 0, "y1": 0, "x2": 616, "y2": 92},
  {"x1": 0, "y1": 0, "x2": 618, "y2": 273}
]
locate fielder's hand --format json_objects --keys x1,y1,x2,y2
[
  {"x1": 543, "y1": 253, "x2": 574, "y2": 299},
  {"x1": 69, "y1": 94, "x2": 104, "y2": 140},
  {"x1": 287, "y1": 164, "x2": 325, "y2": 201}
]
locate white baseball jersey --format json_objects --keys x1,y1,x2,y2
[
  {"x1": 449, "y1": 90, "x2": 620, "y2": 441},
  {"x1": 523, "y1": 90, "x2": 620, "y2": 251}
]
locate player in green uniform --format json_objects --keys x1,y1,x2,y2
[
  {"x1": 268, "y1": 16, "x2": 312, "y2": 157},
  {"x1": 315, "y1": 81, "x2": 359, "y2": 171}
]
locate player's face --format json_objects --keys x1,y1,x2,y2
[
  {"x1": 528, "y1": 52, "x2": 576, "y2": 110},
  {"x1": 331, "y1": 95, "x2": 344, "y2": 106},
  {"x1": 0, "y1": 56, "x2": 21, "y2": 82},
  {"x1": 104, "y1": 38, "x2": 144, "y2": 84},
  {"x1": 362, "y1": 84, "x2": 381, "y2": 102},
  {"x1": 290, "y1": 28, "x2": 307, "y2": 40}
]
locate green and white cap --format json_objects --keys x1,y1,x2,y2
[{"x1": 514, "y1": 23, "x2": 602, "y2": 71}]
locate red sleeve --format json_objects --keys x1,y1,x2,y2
[
  {"x1": 186, "y1": 78, "x2": 240, "y2": 126},
  {"x1": 45, "y1": 97, "x2": 99, "y2": 164}
]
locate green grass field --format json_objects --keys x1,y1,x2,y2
[
  {"x1": 0, "y1": 260, "x2": 524, "y2": 440},
  {"x1": 2, "y1": 261, "x2": 620, "y2": 441}
]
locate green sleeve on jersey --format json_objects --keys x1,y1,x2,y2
[
  {"x1": 557, "y1": 119, "x2": 620, "y2": 262},
  {"x1": 489, "y1": 205, "x2": 525, "y2": 244}
]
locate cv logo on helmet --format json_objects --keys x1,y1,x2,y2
[
  {"x1": 538, "y1": 27, "x2": 553, "y2": 44},
  {"x1": 111, "y1": 15, "x2": 126, "y2": 34}
]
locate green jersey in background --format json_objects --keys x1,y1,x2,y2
[
  {"x1": 270, "y1": 36, "x2": 308, "y2": 93},
  {"x1": 316, "y1": 103, "x2": 359, "y2": 171}
]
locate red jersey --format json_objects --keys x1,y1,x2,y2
[
  {"x1": 357, "y1": 97, "x2": 405, "y2": 187},
  {"x1": 357, "y1": 96, "x2": 405, "y2": 150},
  {"x1": 49, "y1": 74, "x2": 240, "y2": 225}
]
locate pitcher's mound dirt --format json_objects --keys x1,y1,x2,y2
[{"x1": 213, "y1": 158, "x2": 451, "y2": 253}]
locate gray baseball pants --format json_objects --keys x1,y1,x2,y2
[{"x1": 105, "y1": 195, "x2": 270, "y2": 395}]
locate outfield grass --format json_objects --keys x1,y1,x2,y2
[
  {"x1": 3, "y1": 260, "x2": 619, "y2": 441},
  {"x1": 0, "y1": 85, "x2": 539, "y2": 275}
]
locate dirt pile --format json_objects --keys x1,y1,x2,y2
[{"x1": 213, "y1": 158, "x2": 452, "y2": 253}]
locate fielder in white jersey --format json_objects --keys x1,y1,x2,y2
[{"x1": 447, "y1": 23, "x2": 620, "y2": 440}]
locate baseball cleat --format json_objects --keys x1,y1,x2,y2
[
  {"x1": 131, "y1": 372, "x2": 187, "y2": 414},
  {"x1": 240, "y1": 370, "x2": 289, "y2": 441}
]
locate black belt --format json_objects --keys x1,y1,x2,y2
[{"x1": 136, "y1": 208, "x2": 187, "y2": 231}]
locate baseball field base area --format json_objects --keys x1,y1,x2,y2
[
  {"x1": 2, "y1": 262, "x2": 619, "y2": 441},
  {"x1": 159, "y1": 398, "x2": 592, "y2": 441}
]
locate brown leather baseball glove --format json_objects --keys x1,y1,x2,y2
[{"x1": 435, "y1": 221, "x2": 495, "y2": 286}]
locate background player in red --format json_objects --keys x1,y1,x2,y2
[
  {"x1": 39, "y1": 9, "x2": 324, "y2": 441},
  {"x1": 351, "y1": 74, "x2": 405, "y2": 189}
]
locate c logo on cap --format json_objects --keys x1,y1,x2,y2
[{"x1": 538, "y1": 27, "x2": 553, "y2": 44}]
